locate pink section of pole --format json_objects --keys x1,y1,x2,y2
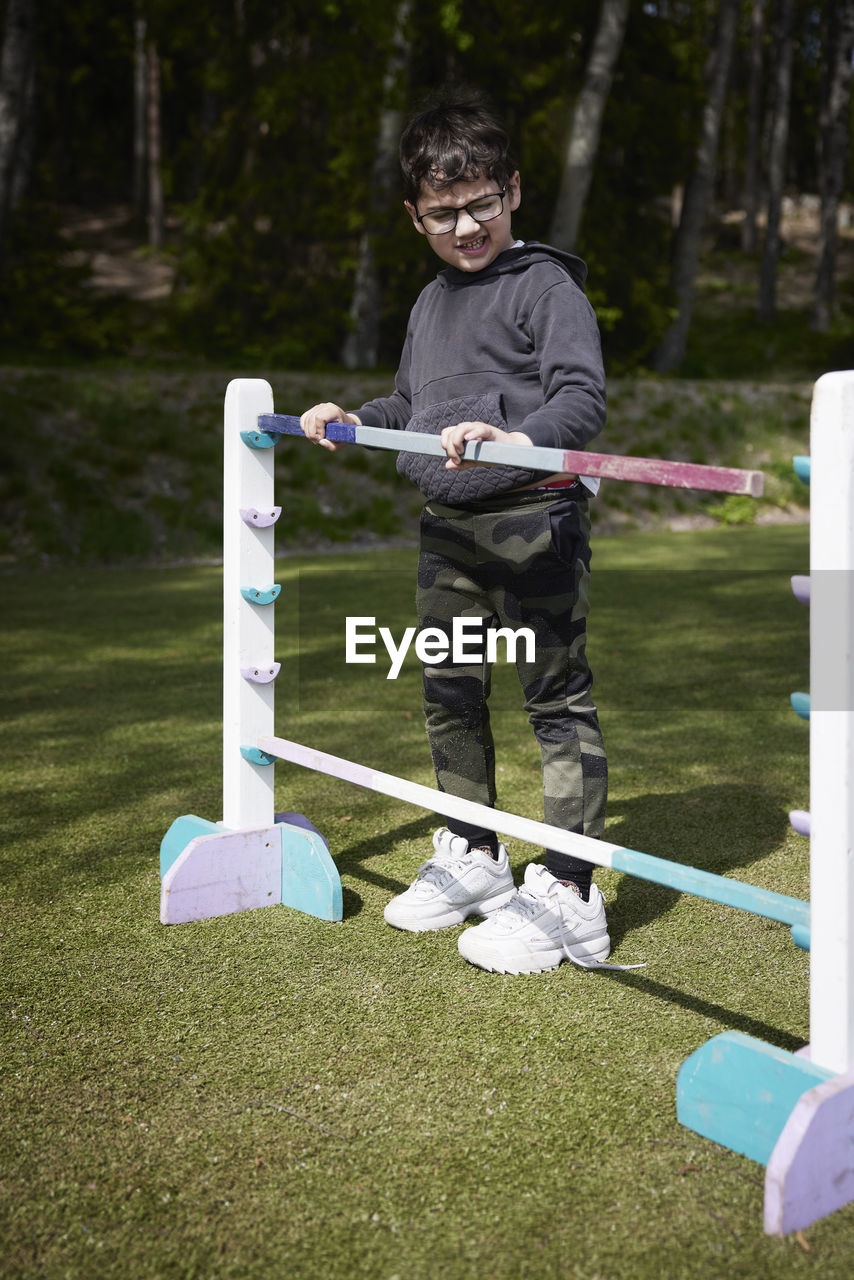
[
  {"x1": 561, "y1": 450, "x2": 765, "y2": 497},
  {"x1": 259, "y1": 415, "x2": 765, "y2": 497}
]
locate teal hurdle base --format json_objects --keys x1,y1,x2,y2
[
  {"x1": 281, "y1": 822, "x2": 343, "y2": 920},
  {"x1": 159, "y1": 813, "x2": 342, "y2": 922},
  {"x1": 160, "y1": 814, "x2": 222, "y2": 877},
  {"x1": 677, "y1": 1031, "x2": 833, "y2": 1165}
]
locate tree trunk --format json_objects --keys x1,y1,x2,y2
[
  {"x1": 342, "y1": 0, "x2": 412, "y2": 370},
  {"x1": 0, "y1": 0, "x2": 37, "y2": 253},
  {"x1": 811, "y1": 0, "x2": 854, "y2": 332},
  {"x1": 146, "y1": 39, "x2": 164, "y2": 248},
  {"x1": 133, "y1": 17, "x2": 147, "y2": 222},
  {"x1": 757, "y1": 0, "x2": 795, "y2": 323},
  {"x1": 741, "y1": 0, "x2": 766, "y2": 253},
  {"x1": 10, "y1": 51, "x2": 34, "y2": 209},
  {"x1": 548, "y1": 0, "x2": 630, "y2": 251},
  {"x1": 653, "y1": 0, "x2": 739, "y2": 373}
]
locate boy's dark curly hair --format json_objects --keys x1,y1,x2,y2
[{"x1": 399, "y1": 93, "x2": 517, "y2": 205}]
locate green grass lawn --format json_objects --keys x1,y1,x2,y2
[{"x1": 5, "y1": 523, "x2": 852, "y2": 1279}]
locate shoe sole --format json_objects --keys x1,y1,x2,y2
[
  {"x1": 457, "y1": 932, "x2": 611, "y2": 974},
  {"x1": 383, "y1": 884, "x2": 516, "y2": 933}
]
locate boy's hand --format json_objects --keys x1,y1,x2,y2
[
  {"x1": 440, "y1": 421, "x2": 533, "y2": 469},
  {"x1": 299, "y1": 403, "x2": 361, "y2": 452}
]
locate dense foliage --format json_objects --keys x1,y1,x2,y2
[{"x1": 0, "y1": 0, "x2": 850, "y2": 369}]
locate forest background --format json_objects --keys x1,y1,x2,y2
[{"x1": 0, "y1": 0, "x2": 852, "y2": 562}]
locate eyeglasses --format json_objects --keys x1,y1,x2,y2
[{"x1": 414, "y1": 190, "x2": 507, "y2": 235}]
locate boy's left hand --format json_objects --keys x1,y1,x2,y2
[{"x1": 440, "y1": 421, "x2": 533, "y2": 469}]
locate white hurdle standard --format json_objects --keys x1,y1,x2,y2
[{"x1": 159, "y1": 373, "x2": 854, "y2": 1236}]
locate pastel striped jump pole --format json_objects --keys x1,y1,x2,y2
[
  {"x1": 257, "y1": 732, "x2": 809, "y2": 938},
  {"x1": 257, "y1": 413, "x2": 766, "y2": 497},
  {"x1": 158, "y1": 373, "x2": 854, "y2": 1237}
]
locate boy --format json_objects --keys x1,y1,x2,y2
[{"x1": 300, "y1": 94, "x2": 610, "y2": 973}]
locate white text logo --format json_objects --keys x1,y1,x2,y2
[{"x1": 345, "y1": 616, "x2": 536, "y2": 679}]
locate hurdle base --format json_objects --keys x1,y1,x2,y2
[
  {"x1": 159, "y1": 814, "x2": 342, "y2": 925},
  {"x1": 764, "y1": 1066, "x2": 854, "y2": 1233},
  {"x1": 677, "y1": 1031, "x2": 854, "y2": 1234}
]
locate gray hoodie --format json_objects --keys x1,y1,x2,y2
[{"x1": 357, "y1": 242, "x2": 606, "y2": 503}]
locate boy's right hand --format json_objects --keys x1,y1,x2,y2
[{"x1": 299, "y1": 403, "x2": 361, "y2": 452}]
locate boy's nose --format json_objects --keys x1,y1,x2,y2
[{"x1": 455, "y1": 209, "x2": 481, "y2": 237}]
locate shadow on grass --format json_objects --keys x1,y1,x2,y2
[
  {"x1": 333, "y1": 797, "x2": 806, "y2": 1052},
  {"x1": 336, "y1": 814, "x2": 436, "y2": 911},
  {"x1": 600, "y1": 967, "x2": 805, "y2": 1053},
  {"x1": 602, "y1": 780, "x2": 798, "y2": 947},
  {"x1": 324, "y1": 781, "x2": 798, "y2": 943}
]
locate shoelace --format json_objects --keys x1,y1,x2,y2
[
  {"x1": 502, "y1": 880, "x2": 645, "y2": 972},
  {"x1": 492, "y1": 886, "x2": 540, "y2": 923},
  {"x1": 551, "y1": 889, "x2": 646, "y2": 971},
  {"x1": 414, "y1": 852, "x2": 464, "y2": 888},
  {"x1": 417, "y1": 862, "x2": 646, "y2": 970}
]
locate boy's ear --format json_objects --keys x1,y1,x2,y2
[
  {"x1": 404, "y1": 201, "x2": 426, "y2": 235},
  {"x1": 508, "y1": 172, "x2": 521, "y2": 212}
]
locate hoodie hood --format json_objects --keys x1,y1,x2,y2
[
  {"x1": 356, "y1": 230, "x2": 606, "y2": 464},
  {"x1": 437, "y1": 240, "x2": 588, "y2": 290}
]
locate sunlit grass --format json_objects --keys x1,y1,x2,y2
[{"x1": 5, "y1": 524, "x2": 853, "y2": 1278}]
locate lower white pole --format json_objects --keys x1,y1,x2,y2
[{"x1": 258, "y1": 734, "x2": 809, "y2": 929}]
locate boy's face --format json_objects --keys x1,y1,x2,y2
[{"x1": 405, "y1": 171, "x2": 521, "y2": 273}]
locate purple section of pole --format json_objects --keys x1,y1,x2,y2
[{"x1": 258, "y1": 414, "x2": 357, "y2": 444}]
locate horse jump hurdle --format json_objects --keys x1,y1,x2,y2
[{"x1": 159, "y1": 372, "x2": 854, "y2": 1235}]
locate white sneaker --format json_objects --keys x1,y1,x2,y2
[
  {"x1": 384, "y1": 828, "x2": 516, "y2": 933},
  {"x1": 457, "y1": 863, "x2": 611, "y2": 974}
]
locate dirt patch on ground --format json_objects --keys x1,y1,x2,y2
[
  {"x1": 60, "y1": 197, "x2": 854, "y2": 313},
  {"x1": 60, "y1": 205, "x2": 177, "y2": 301},
  {"x1": 702, "y1": 196, "x2": 854, "y2": 312}
]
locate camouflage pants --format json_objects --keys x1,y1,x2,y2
[{"x1": 416, "y1": 489, "x2": 607, "y2": 882}]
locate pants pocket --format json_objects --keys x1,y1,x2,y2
[{"x1": 548, "y1": 498, "x2": 591, "y2": 572}]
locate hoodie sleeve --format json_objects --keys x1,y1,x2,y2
[
  {"x1": 516, "y1": 278, "x2": 607, "y2": 449},
  {"x1": 355, "y1": 327, "x2": 413, "y2": 431}
]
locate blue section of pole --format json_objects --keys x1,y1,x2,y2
[{"x1": 611, "y1": 848, "x2": 810, "y2": 930}]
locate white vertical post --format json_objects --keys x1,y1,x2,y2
[
  {"x1": 809, "y1": 370, "x2": 854, "y2": 1073},
  {"x1": 223, "y1": 378, "x2": 277, "y2": 830}
]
